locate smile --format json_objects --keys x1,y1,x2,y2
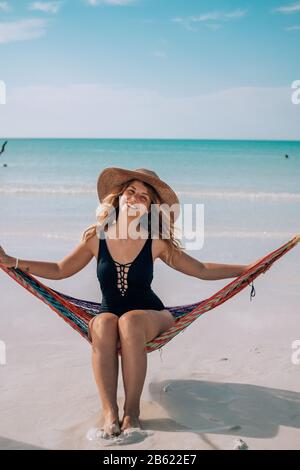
[{"x1": 126, "y1": 203, "x2": 139, "y2": 210}]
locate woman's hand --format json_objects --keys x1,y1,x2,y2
[
  {"x1": 0, "y1": 245, "x2": 17, "y2": 268},
  {"x1": 246, "y1": 233, "x2": 300, "y2": 274}
]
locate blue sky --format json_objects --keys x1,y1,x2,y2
[{"x1": 0, "y1": 0, "x2": 300, "y2": 138}]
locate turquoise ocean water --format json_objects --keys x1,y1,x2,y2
[{"x1": 0, "y1": 139, "x2": 299, "y2": 245}]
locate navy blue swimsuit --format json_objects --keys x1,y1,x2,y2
[{"x1": 97, "y1": 230, "x2": 165, "y2": 316}]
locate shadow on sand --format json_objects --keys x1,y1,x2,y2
[{"x1": 147, "y1": 380, "x2": 300, "y2": 439}]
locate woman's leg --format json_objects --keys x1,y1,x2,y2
[
  {"x1": 118, "y1": 309, "x2": 175, "y2": 432},
  {"x1": 88, "y1": 312, "x2": 121, "y2": 436}
]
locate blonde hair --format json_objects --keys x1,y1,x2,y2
[{"x1": 81, "y1": 178, "x2": 183, "y2": 265}]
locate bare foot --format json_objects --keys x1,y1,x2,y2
[
  {"x1": 120, "y1": 415, "x2": 142, "y2": 433},
  {"x1": 101, "y1": 414, "x2": 121, "y2": 438}
]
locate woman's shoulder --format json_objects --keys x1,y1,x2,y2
[
  {"x1": 85, "y1": 233, "x2": 100, "y2": 260},
  {"x1": 151, "y1": 237, "x2": 168, "y2": 261}
]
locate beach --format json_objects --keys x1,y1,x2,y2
[{"x1": 0, "y1": 138, "x2": 300, "y2": 450}]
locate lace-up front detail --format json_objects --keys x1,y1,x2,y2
[
  {"x1": 114, "y1": 261, "x2": 131, "y2": 296},
  {"x1": 103, "y1": 232, "x2": 150, "y2": 297}
]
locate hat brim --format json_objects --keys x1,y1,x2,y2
[{"x1": 97, "y1": 167, "x2": 180, "y2": 218}]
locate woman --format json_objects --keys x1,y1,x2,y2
[{"x1": 0, "y1": 167, "x2": 253, "y2": 438}]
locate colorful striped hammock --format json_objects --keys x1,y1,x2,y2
[{"x1": 1, "y1": 235, "x2": 299, "y2": 354}]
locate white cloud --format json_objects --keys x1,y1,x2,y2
[
  {"x1": 0, "y1": 18, "x2": 47, "y2": 44},
  {"x1": 225, "y1": 9, "x2": 247, "y2": 19},
  {"x1": 172, "y1": 9, "x2": 247, "y2": 31},
  {"x1": 29, "y1": 2, "x2": 61, "y2": 14},
  {"x1": 0, "y1": 1, "x2": 10, "y2": 12},
  {"x1": 196, "y1": 9, "x2": 247, "y2": 22},
  {"x1": 1, "y1": 83, "x2": 298, "y2": 140},
  {"x1": 192, "y1": 12, "x2": 220, "y2": 22},
  {"x1": 86, "y1": 0, "x2": 136, "y2": 6},
  {"x1": 285, "y1": 24, "x2": 300, "y2": 30},
  {"x1": 274, "y1": 2, "x2": 300, "y2": 14}
]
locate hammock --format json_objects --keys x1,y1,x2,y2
[{"x1": 1, "y1": 235, "x2": 299, "y2": 354}]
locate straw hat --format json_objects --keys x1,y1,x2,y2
[{"x1": 97, "y1": 167, "x2": 180, "y2": 218}]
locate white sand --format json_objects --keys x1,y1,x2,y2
[{"x1": 1, "y1": 236, "x2": 300, "y2": 450}]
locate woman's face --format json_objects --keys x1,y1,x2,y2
[{"x1": 119, "y1": 180, "x2": 152, "y2": 218}]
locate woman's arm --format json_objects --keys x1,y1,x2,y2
[
  {"x1": 157, "y1": 233, "x2": 300, "y2": 281},
  {"x1": 158, "y1": 240, "x2": 248, "y2": 281},
  {"x1": 0, "y1": 239, "x2": 94, "y2": 280}
]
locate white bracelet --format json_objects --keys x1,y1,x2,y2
[{"x1": 15, "y1": 258, "x2": 19, "y2": 269}]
